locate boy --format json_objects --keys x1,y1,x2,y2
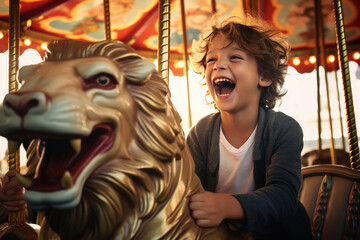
[{"x1": 187, "y1": 15, "x2": 312, "y2": 239}]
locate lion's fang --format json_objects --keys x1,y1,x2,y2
[
  {"x1": 16, "y1": 173, "x2": 32, "y2": 188},
  {"x1": 61, "y1": 171, "x2": 73, "y2": 189},
  {"x1": 8, "y1": 140, "x2": 21, "y2": 154},
  {"x1": 70, "y1": 139, "x2": 81, "y2": 154}
]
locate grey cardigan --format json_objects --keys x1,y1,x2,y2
[{"x1": 186, "y1": 106, "x2": 305, "y2": 234}]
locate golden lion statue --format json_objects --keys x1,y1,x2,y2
[{"x1": 0, "y1": 40, "x2": 250, "y2": 240}]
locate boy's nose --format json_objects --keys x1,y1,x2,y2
[{"x1": 213, "y1": 60, "x2": 227, "y2": 70}]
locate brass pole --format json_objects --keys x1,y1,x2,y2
[
  {"x1": 333, "y1": 61, "x2": 346, "y2": 150},
  {"x1": 103, "y1": 0, "x2": 111, "y2": 40},
  {"x1": 314, "y1": 0, "x2": 336, "y2": 164},
  {"x1": 249, "y1": 0, "x2": 259, "y2": 14},
  {"x1": 8, "y1": 0, "x2": 26, "y2": 227},
  {"x1": 314, "y1": 0, "x2": 322, "y2": 151},
  {"x1": 180, "y1": 0, "x2": 192, "y2": 128},
  {"x1": 332, "y1": 0, "x2": 360, "y2": 169},
  {"x1": 211, "y1": 0, "x2": 217, "y2": 14},
  {"x1": 157, "y1": 0, "x2": 171, "y2": 85}
]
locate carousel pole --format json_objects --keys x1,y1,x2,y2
[
  {"x1": 314, "y1": 2, "x2": 322, "y2": 152},
  {"x1": 103, "y1": 0, "x2": 111, "y2": 40},
  {"x1": 0, "y1": 0, "x2": 38, "y2": 239},
  {"x1": 180, "y1": 0, "x2": 192, "y2": 128},
  {"x1": 314, "y1": 0, "x2": 336, "y2": 164},
  {"x1": 157, "y1": 0, "x2": 171, "y2": 85},
  {"x1": 7, "y1": 0, "x2": 24, "y2": 226},
  {"x1": 333, "y1": 61, "x2": 346, "y2": 150},
  {"x1": 332, "y1": 0, "x2": 360, "y2": 170},
  {"x1": 211, "y1": 0, "x2": 216, "y2": 13}
]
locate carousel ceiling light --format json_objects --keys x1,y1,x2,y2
[
  {"x1": 0, "y1": 32, "x2": 3, "y2": 39},
  {"x1": 328, "y1": 55, "x2": 335, "y2": 63},
  {"x1": 26, "y1": 19, "x2": 32, "y2": 28},
  {"x1": 176, "y1": 60, "x2": 185, "y2": 68},
  {"x1": 293, "y1": 57, "x2": 300, "y2": 66},
  {"x1": 41, "y1": 43, "x2": 47, "y2": 50},
  {"x1": 309, "y1": 56, "x2": 316, "y2": 64},
  {"x1": 354, "y1": 52, "x2": 360, "y2": 60},
  {"x1": 24, "y1": 39, "x2": 31, "y2": 46}
]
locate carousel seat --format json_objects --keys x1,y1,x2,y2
[
  {"x1": 301, "y1": 148, "x2": 350, "y2": 167},
  {"x1": 300, "y1": 164, "x2": 360, "y2": 240}
]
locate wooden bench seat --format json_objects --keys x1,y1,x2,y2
[{"x1": 300, "y1": 164, "x2": 360, "y2": 240}]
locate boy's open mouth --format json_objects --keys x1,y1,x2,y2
[{"x1": 214, "y1": 78, "x2": 236, "y2": 95}]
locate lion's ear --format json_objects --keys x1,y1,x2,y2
[
  {"x1": 119, "y1": 58, "x2": 155, "y2": 83},
  {"x1": 19, "y1": 63, "x2": 42, "y2": 84}
]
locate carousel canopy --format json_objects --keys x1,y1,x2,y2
[{"x1": 0, "y1": 0, "x2": 359, "y2": 74}]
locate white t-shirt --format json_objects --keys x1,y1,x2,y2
[{"x1": 215, "y1": 125, "x2": 257, "y2": 195}]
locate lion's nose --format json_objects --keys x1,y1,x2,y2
[{"x1": 3, "y1": 91, "x2": 48, "y2": 117}]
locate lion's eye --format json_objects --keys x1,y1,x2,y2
[
  {"x1": 96, "y1": 75, "x2": 110, "y2": 86},
  {"x1": 83, "y1": 73, "x2": 117, "y2": 90}
]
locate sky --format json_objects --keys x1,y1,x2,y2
[{"x1": 0, "y1": 49, "x2": 360, "y2": 173}]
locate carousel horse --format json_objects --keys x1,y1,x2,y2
[{"x1": 0, "y1": 40, "x2": 251, "y2": 240}]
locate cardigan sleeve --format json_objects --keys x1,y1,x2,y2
[
  {"x1": 186, "y1": 121, "x2": 208, "y2": 188},
  {"x1": 231, "y1": 113, "x2": 303, "y2": 232},
  {"x1": 186, "y1": 112, "x2": 221, "y2": 191}
]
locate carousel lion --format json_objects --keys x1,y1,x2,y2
[{"x1": 0, "y1": 40, "x2": 251, "y2": 240}]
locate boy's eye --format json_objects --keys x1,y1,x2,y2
[
  {"x1": 206, "y1": 58, "x2": 216, "y2": 64},
  {"x1": 231, "y1": 55, "x2": 243, "y2": 60}
]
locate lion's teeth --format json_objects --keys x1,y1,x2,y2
[
  {"x1": 8, "y1": 140, "x2": 21, "y2": 154},
  {"x1": 61, "y1": 171, "x2": 73, "y2": 189},
  {"x1": 16, "y1": 173, "x2": 32, "y2": 188},
  {"x1": 70, "y1": 139, "x2": 81, "y2": 154}
]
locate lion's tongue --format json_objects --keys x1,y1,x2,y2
[
  {"x1": 30, "y1": 141, "x2": 78, "y2": 191},
  {"x1": 29, "y1": 125, "x2": 115, "y2": 192}
]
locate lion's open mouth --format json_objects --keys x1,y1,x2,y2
[{"x1": 22, "y1": 124, "x2": 115, "y2": 192}]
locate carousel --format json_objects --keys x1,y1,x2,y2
[{"x1": 0, "y1": 0, "x2": 359, "y2": 239}]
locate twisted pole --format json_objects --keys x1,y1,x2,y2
[
  {"x1": 157, "y1": 0, "x2": 171, "y2": 85},
  {"x1": 8, "y1": 0, "x2": 24, "y2": 227},
  {"x1": 332, "y1": 0, "x2": 359, "y2": 169},
  {"x1": 0, "y1": 1, "x2": 42, "y2": 239},
  {"x1": 103, "y1": 0, "x2": 111, "y2": 40}
]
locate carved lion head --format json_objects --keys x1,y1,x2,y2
[
  {"x1": 0, "y1": 40, "x2": 200, "y2": 239},
  {"x1": 0, "y1": 40, "x2": 249, "y2": 240}
]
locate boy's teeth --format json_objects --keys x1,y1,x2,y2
[{"x1": 214, "y1": 78, "x2": 232, "y2": 84}]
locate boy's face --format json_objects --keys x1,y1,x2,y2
[{"x1": 204, "y1": 34, "x2": 272, "y2": 114}]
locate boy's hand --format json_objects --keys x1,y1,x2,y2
[
  {"x1": 189, "y1": 191, "x2": 244, "y2": 228},
  {"x1": 189, "y1": 191, "x2": 225, "y2": 227},
  {"x1": 0, "y1": 170, "x2": 26, "y2": 212}
]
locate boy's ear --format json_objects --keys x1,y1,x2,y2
[{"x1": 258, "y1": 76, "x2": 273, "y2": 87}]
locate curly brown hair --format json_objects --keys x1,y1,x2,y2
[{"x1": 191, "y1": 15, "x2": 290, "y2": 109}]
